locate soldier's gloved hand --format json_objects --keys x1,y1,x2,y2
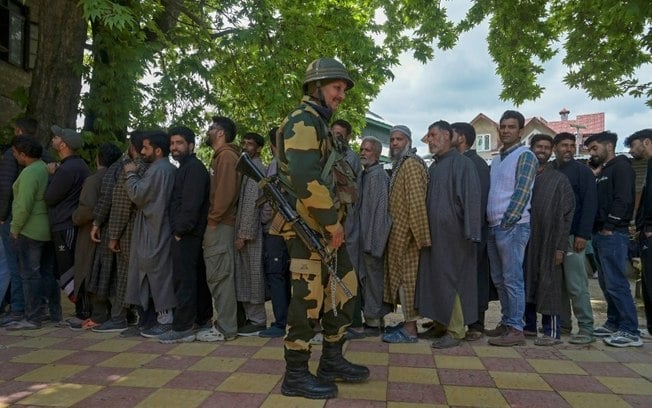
[{"x1": 328, "y1": 224, "x2": 344, "y2": 249}]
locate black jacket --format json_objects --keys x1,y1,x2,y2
[
  {"x1": 170, "y1": 154, "x2": 210, "y2": 238},
  {"x1": 636, "y1": 159, "x2": 652, "y2": 233},
  {"x1": 0, "y1": 148, "x2": 21, "y2": 222},
  {"x1": 553, "y1": 159, "x2": 598, "y2": 240},
  {"x1": 44, "y1": 155, "x2": 90, "y2": 232},
  {"x1": 594, "y1": 155, "x2": 635, "y2": 233}
]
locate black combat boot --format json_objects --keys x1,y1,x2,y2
[
  {"x1": 317, "y1": 338, "x2": 370, "y2": 382},
  {"x1": 281, "y1": 349, "x2": 337, "y2": 399}
]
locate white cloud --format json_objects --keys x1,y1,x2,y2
[{"x1": 370, "y1": 5, "x2": 651, "y2": 155}]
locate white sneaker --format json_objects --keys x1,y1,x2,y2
[
  {"x1": 309, "y1": 332, "x2": 323, "y2": 345},
  {"x1": 639, "y1": 328, "x2": 651, "y2": 340},
  {"x1": 603, "y1": 330, "x2": 643, "y2": 348},
  {"x1": 196, "y1": 327, "x2": 225, "y2": 342}
]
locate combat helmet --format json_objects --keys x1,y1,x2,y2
[{"x1": 302, "y1": 58, "x2": 354, "y2": 93}]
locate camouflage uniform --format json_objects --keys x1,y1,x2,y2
[{"x1": 277, "y1": 96, "x2": 358, "y2": 352}]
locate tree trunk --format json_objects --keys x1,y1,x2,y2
[{"x1": 26, "y1": 0, "x2": 86, "y2": 145}]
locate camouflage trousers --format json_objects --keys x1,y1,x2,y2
[{"x1": 283, "y1": 237, "x2": 358, "y2": 353}]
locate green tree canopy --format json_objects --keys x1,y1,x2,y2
[{"x1": 23, "y1": 0, "x2": 651, "y2": 147}]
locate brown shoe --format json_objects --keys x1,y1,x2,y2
[
  {"x1": 485, "y1": 324, "x2": 508, "y2": 337},
  {"x1": 488, "y1": 327, "x2": 526, "y2": 347}
]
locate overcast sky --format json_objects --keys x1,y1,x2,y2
[{"x1": 368, "y1": 3, "x2": 651, "y2": 155}]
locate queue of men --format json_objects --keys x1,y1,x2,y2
[{"x1": 0, "y1": 60, "x2": 650, "y2": 400}]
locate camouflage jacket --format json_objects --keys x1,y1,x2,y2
[{"x1": 277, "y1": 95, "x2": 343, "y2": 237}]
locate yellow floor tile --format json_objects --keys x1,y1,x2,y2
[
  {"x1": 135, "y1": 388, "x2": 211, "y2": 408},
  {"x1": 387, "y1": 403, "x2": 448, "y2": 408},
  {"x1": 559, "y1": 350, "x2": 615, "y2": 362},
  {"x1": 489, "y1": 371, "x2": 551, "y2": 390},
  {"x1": 624, "y1": 363, "x2": 652, "y2": 380},
  {"x1": 113, "y1": 368, "x2": 180, "y2": 388},
  {"x1": 188, "y1": 356, "x2": 246, "y2": 372},
  {"x1": 216, "y1": 372, "x2": 281, "y2": 393},
  {"x1": 388, "y1": 366, "x2": 439, "y2": 384},
  {"x1": 166, "y1": 342, "x2": 216, "y2": 356},
  {"x1": 98, "y1": 352, "x2": 158, "y2": 368},
  {"x1": 472, "y1": 346, "x2": 521, "y2": 358},
  {"x1": 595, "y1": 376, "x2": 652, "y2": 395},
  {"x1": 443, "y1": 385, "x2": 508, "y2": 407},
  {"x1": 252, "y1": 346, "x2": 284, "y2": 360},
  {"x1": 231, "y1": 336, "x2": 269, "y2": 347},
  {"x1": 435, "y1": 355, "x2": 485, "y2": 370},
  {"x1": 12, "y1": 349, "x2": 73, "y2": 364},
  {"x1": 2, "y1": 327, "x2": 57, "y2": 337},
  {"x1": 337, "y1": 380, "x2": 387, "y2": 401},
  {"x1": 78, "y1": 331, "x2": 120, "y2": 340},
  {"x1": 388, "y1": 342, "x2": 432, "y2": 355},
  {"x1": 260, "y1": 394, "x2": 326, "y2": 408},
  {"x1": 12, "y1": 337, "x2": 66, "y2": 349},
  {"x1": 527, "y1": 359, "x2": 587, "y2": 375},
  {"x1": 342, "y1": 351, "x2": 389, "y2": 366},
  {"x1": 84, "y1": 339, "x2": 138, "y2": 352},
  {"x1": 15, "y1": 383, "x2": 102, "y2": 407},
  {"x1": 15, "y1": 365, "x2": 88, "y2": 383},
  {"x1": 559, "y1": 392, "x2": 630, "y2": 408}
]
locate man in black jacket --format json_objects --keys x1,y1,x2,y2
[
  {"x1": 553, "y1": 132, "x2": 598, "y2": 344},
  {"x1": 625, "y1": 129, "x2": 652, "y2": 340},
  {"x1": 45, "y1": 125, "x2": 90, "y2": 321},
  {"x1": 158, "y1": 126, "x2": 212, "y2": 343},
  {"x1": 584, "y1": 131, "x2": 641, "y2": 347}
]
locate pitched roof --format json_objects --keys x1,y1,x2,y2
[{"x1": 544, "y1": 112, "x2": 605, "y2": 136}]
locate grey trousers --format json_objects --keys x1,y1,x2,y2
[
  {"x1": 560, "y1": 235, "x2": 595, "y2": 334},
  {"x1": 203, "y1": 224, "x2": 238, "y2": 337}
]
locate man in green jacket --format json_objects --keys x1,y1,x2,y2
[{"x1": 6, "y1": 136, "x2": 59, "y2": 330}]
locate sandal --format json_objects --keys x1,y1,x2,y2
[
  {"x1": 534, "y1": 335, "x2": 562, "y2": 346},
  {"x1": 382, "y1": 327, "x2": 418, "y2": 343},
  {"x1": 569, "y1": 334, "x2": 596, "y2": 345}
]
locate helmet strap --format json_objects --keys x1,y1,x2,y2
[{"x1": 315, "y1": 80, "x2": 327, "y2": 107}]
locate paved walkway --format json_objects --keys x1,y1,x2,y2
[{"x1": 1, "y1": 278, "x2": 651, "y2": 407}]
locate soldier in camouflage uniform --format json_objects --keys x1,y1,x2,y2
[{"x1": 276, "y1": 58, "x2": 369, "y2": 399}]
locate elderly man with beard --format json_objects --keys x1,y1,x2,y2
[
  {"x1": 345, "y1": 136, "x2": 392, "y2": 336},
  {"x1": 382, "y1": 125, "x2": 430, "y2": 343},
  {"x1": 585, "y1": 131, "x2": 640, "y2": 347},
  {"x1": 416, "y1": 121, "x2": 481, "y2": 349},
  {"x1": 524, "y1": 134, "x2": 575, "y2": 346}
]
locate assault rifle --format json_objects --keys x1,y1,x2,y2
[{"x1": 236, "y1": 152, "x2": 352, "y2": 299}]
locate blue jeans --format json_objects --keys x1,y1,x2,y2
[
  {"x1": 15, "y1": 235, "x2": 59, "y2": 323},
  {"x1": 592, "y1": 231, "x2": 639, "y2": 335},
  {"x1": 488, "y1": 223, "x2": 530, "y2": 331},
  {"x1": 0, "y1": 219, "x2": 22, "y2": 313}
]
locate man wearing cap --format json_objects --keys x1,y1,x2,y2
[
  {"x1": 45, "y1": 125, "x2": 90, "y2": 322},
  {"x1": 585, "y1": 131, "x2": 640, "y2": 347},
  {"x1": 383, "y1": 124, "x2": 430, "y2": 343},
  {"x1": 276, "y1": 57, "x2": 368, "y2": 399}
]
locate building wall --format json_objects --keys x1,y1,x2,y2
[{"x1": 0, "y1": 0, "x2": 39, "y2": 126}]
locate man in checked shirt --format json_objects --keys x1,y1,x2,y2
[{"x1": 485, "y1": 110, "x2": 538, "y2": 347}]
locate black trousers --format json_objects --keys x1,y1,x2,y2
[
  {"x1": 171, "y1": 235, "x2": 213, "y2": 331},
  {"x1": 639, "y1": 233, "x2": 652, "y2": 332},
  {"x1": 263, "y1": 233, "x2": 290, "y2": 328}
]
